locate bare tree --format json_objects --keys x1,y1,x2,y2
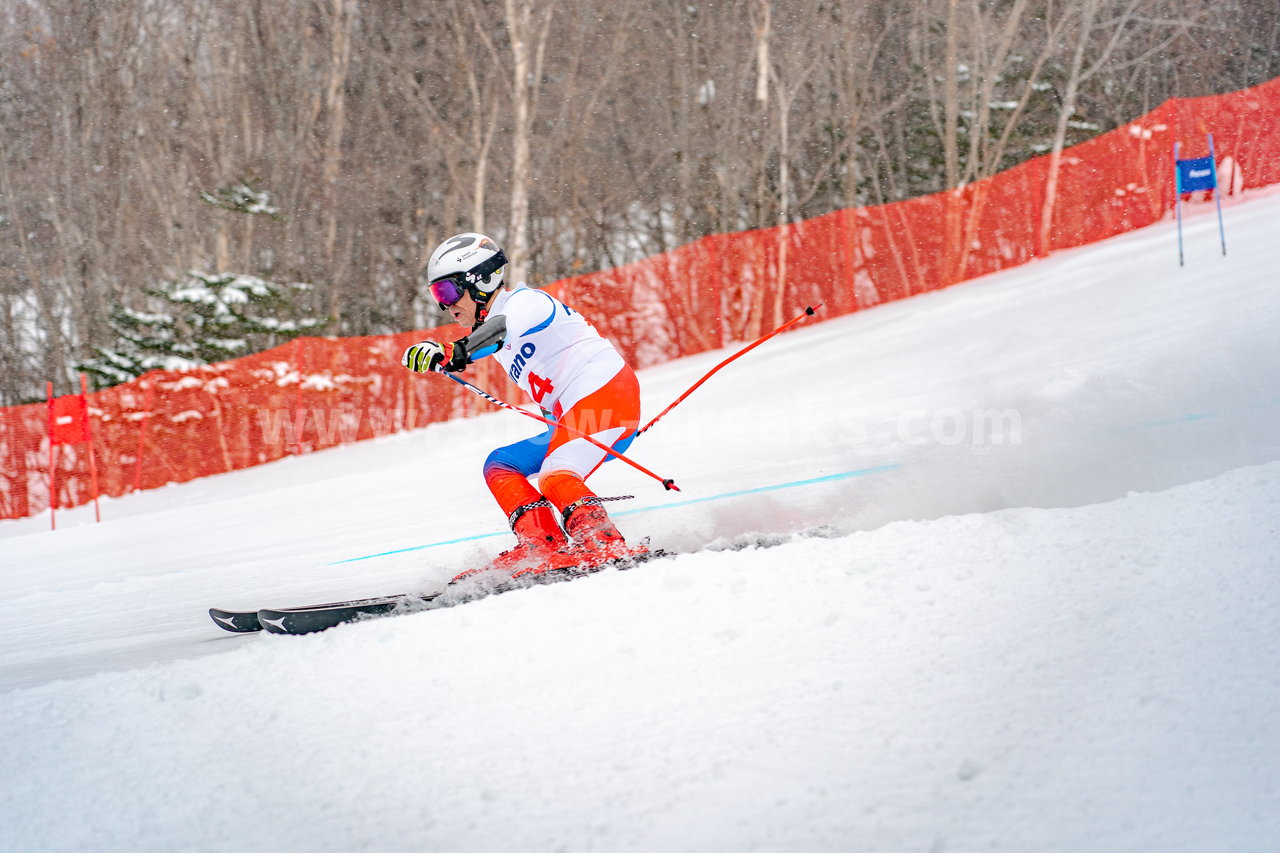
[
  {"x1": 499, "y1": 0, "x2": 556, "y2": 282},
  {"x1": 0, "y1": 0, "x2": 1275, "y2": 403},
  {"x1": 1038, "y1": 0, "x2": 1199, "y2": 254},
  {"x1": 321, "y1": 0, "x2": 355, "y2": 322}
]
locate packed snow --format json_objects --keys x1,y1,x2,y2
[{"x1": 2, "y1": 190, "x2": 1279, "y2": 852}]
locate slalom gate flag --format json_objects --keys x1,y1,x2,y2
[
  {"x1": 48, "y1": 392, "x2": 91, "y2": 446},
  {"x1": 1173, "y1": 134, "x2": 1227, "y2": 266},
  {"x1": 1176, "y1": 156, "x2": 1218, "y2": 193}
]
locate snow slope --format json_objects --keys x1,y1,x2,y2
[{"x1": 2, "y1": 191, "x2": 1279, "y2": 852}]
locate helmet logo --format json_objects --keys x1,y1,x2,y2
[{"x1": 444, "y1": 234, "x2": 476, "y2": 254}]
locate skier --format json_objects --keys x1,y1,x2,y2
[{"x1": 402, "y1": 233, "x2": 644, "y2": 579}]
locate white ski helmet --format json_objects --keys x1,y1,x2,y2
[{"x1": 423, "y1": 232, "x2": 508, "y2": 309}]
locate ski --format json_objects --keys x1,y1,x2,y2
[
  {"x1": 209, "y1": 530, "x2": 833, "y2": 635},
  {"x1": 210, "y1": 547, "x2": 668, "y2": 636},
  {"x1": 208, "y1": 593, "x2": 433, "y2": 635},
  {"x1": 257, "y1": 593, "x2": 438, "y2": 635},
  {"x1": 208, "y1": 607, "x2": 265, "y2": 633},
  {"x1": 254, "y1": 564, "x2": 615, "y2": 635}
]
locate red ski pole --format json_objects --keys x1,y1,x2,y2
[
  {"x1": 442, "y1": 372, "x2": 679, "y2": 491},
  {"x1": 639, "y1": 304, "x2": 822, "y2": 435}
]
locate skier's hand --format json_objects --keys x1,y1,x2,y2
[{"x1": 402, "y1": 340, "x2": 452, "y2": 373}]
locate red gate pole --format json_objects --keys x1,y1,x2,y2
[{"x1": 80, "y1": 374, "x2": 101, "y2": 523}]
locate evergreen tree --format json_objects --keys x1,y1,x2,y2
[
  {"x1": 79, "y1": 272, "x2": 327, "y2": 387},
  {"x1": 79, "y1": 180, "x2": 328, "y2": 388},
  {"x1": 198, "y1": 179, "x2": 283, "y2": 220}
]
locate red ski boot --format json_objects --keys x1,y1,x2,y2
[
  {"x1": 561, "y1": 499, "x2": 648, "y2": 568},
  {"x1": 451, "y1": 501, "x2": 579, "y2": 584}
]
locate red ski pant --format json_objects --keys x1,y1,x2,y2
[{"x1": 483, "y1": 364, "x2": 641, "y2": 522}]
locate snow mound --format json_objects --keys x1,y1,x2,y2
[{"x1": 2, "y1": 462, "x2": 1278, "y2": 852}]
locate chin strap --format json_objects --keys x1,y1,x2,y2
[{"x1": 470, "y1": 279, "x2": 506, "y2": 326}]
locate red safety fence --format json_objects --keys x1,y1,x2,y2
[{"x1": 4, "y1": 75, "x2": 1280, "y2": 521}]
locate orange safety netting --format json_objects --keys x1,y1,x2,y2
[{"x1": 4, "y1": 76, "x2": 1279, "y2": 521}]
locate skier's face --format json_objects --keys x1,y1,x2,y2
[{"x1": 449, "y1": 291, "x2": 479, "y2": 327}]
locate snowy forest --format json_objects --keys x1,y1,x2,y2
[{"x1": 2, "y1": 0, "x2": 1278, "y2": 404}]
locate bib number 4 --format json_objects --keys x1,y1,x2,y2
[{"x1": 528, "y1": 371, "x2": 555, "y2": 404}]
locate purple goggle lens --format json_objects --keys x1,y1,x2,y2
[{"x1": 429, "y1": 276, "x2": 466, "y2": 310}]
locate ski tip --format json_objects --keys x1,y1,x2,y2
[{"x1": 209, "y1": 607, "x2": 263, "y2": 634}]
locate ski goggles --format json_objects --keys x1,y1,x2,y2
[{"x1": 428, "y1": 276, "x2": 468, "y2": 310}]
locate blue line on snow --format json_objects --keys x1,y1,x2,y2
[
  {"x1": 1110, "y1": 397, "x2": 1280, "y2": 434},
  {"x1": 329, "y1": 462, "x2": 903, "y2": 565},
  {"x1": 1109, "y1": 411, "x2": 1214, "y2": 434},
  {"x1": 612, "y1": 463, "x2": 903, "y2": 516}
]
